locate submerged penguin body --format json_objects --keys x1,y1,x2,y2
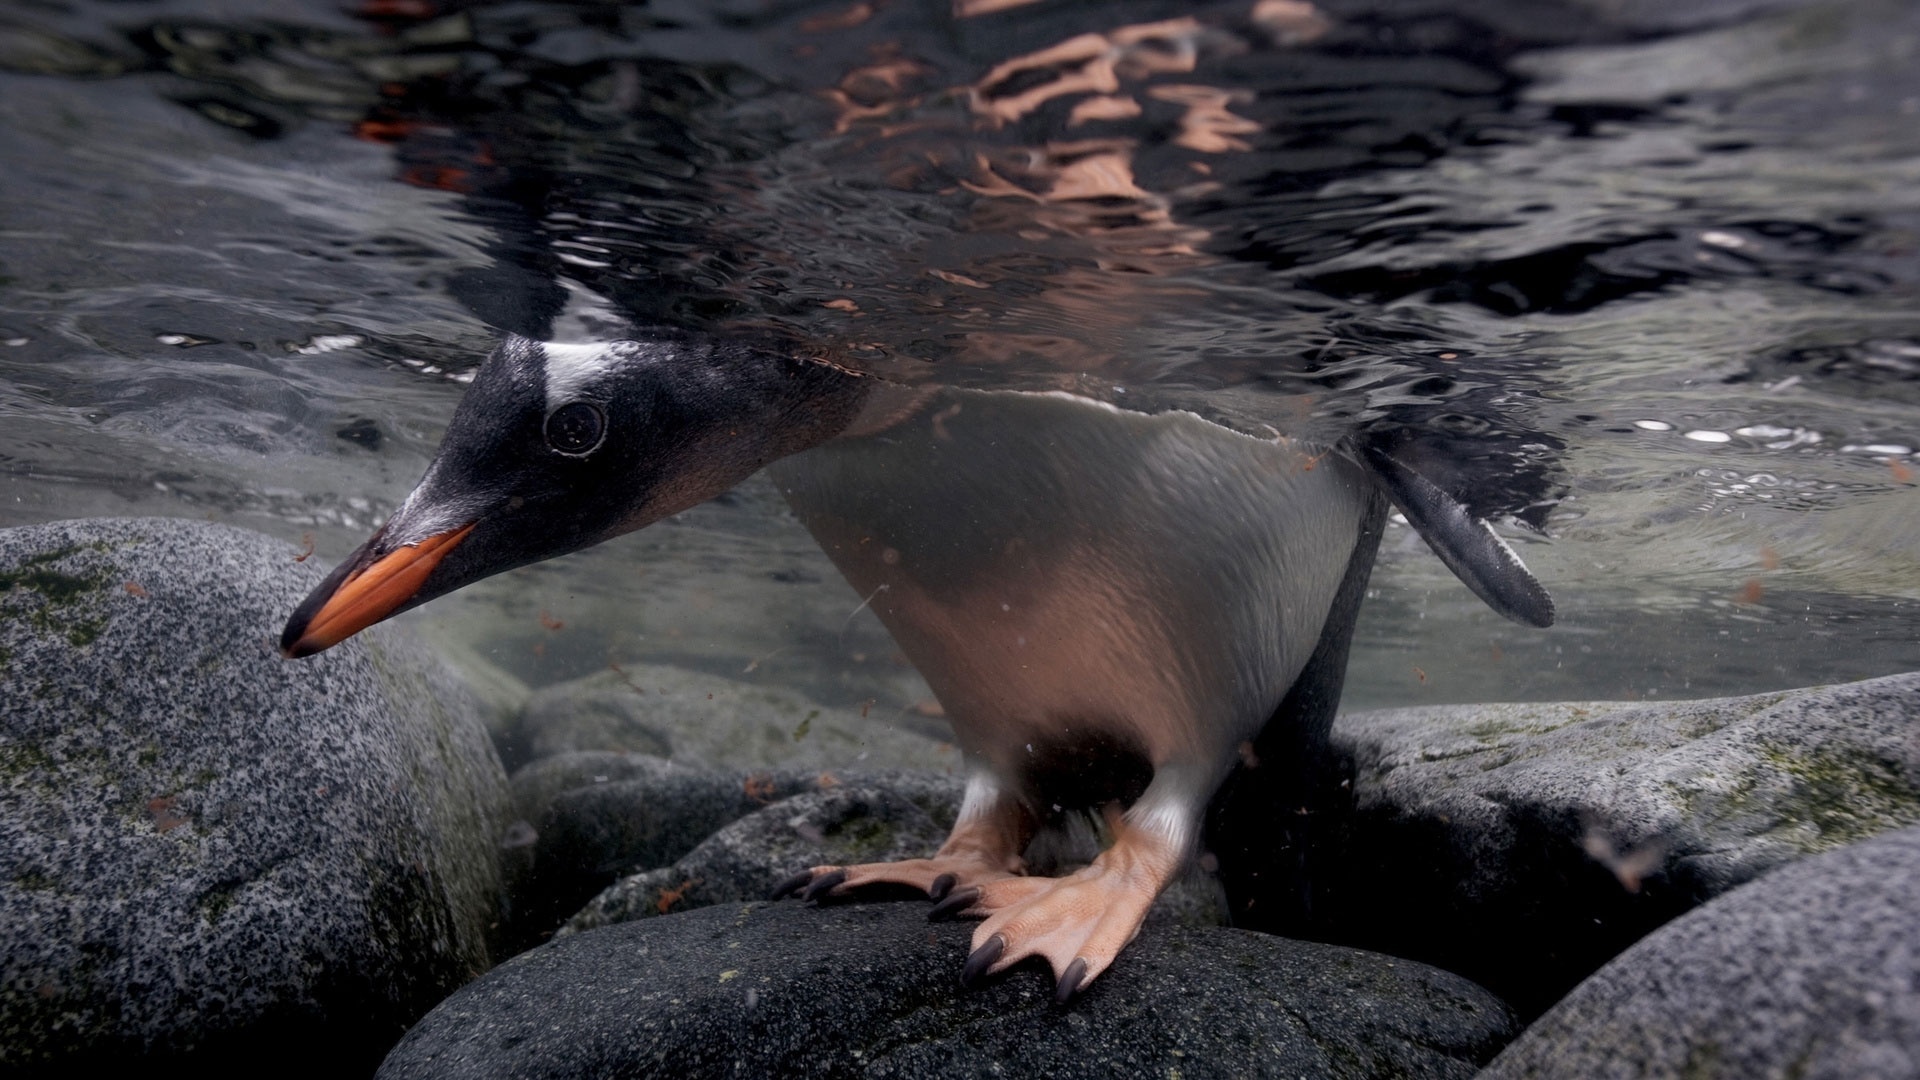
[
  {"x1": 281, "y1": 333, "x2": 1546, "y2": 999},
  {"x1": 775, "y1": 388, "x2": 1377, "y2": 811}
]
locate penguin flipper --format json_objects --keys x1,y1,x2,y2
[{"x1": 1360, "y1": 441, "x2": 1556, "y2": 629}]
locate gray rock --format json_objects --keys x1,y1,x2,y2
[
  {"x1": 502, "y1": 662, "x2": 958, "y2": 773},
  {"x1": 504, "y1": 760, "x2": 962, "y2": 949},
  {"x1": 561, "y1": 785, "x2": 949, "y2": 933},
  {"x1": 507, "y1": 749, "x2": 687, "y2": 825},
  {"x1": 377, "y1": 900, "x2": 1517, "y2": 1080},
  {"x1": 1482, "y1": 823, "x2": 1920, "y2": 1080},
  {"x1": 1292, "y1": 672, "x2": 1920, "y2": 1017},
  {"x1": 561, "y1": 776, "x2": 1226, "y2": 936},
  {"x1": 0, "y1": 518, "x2": 510, "y2": 1073}
]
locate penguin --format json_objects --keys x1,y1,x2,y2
[{"x1": 282, "y1": 332, "x2": 1553, "y2": 1000}]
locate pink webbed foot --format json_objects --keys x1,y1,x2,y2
[
  {"x1": 769, "y1": 850, "x2": 1024, "y2": 905},
  {"x1": 771, "y1": 782, "x2": 1032, "y2": 905},
  {"x1": 944, "y1": 813, "x2": 1187, "y2": 1002}
]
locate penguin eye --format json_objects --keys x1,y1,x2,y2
[{"x1": 544, "y1": 402, "x2": 606, "y2": 456}]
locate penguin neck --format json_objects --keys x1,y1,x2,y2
[{"x1": 762, "y1": 355, "x2": 880, "y2": 455}]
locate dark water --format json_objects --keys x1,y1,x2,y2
[{"x1": 1, "y1": 0, "x2": 1915, "y2": 713}]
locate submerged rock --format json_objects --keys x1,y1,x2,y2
[
  {"x1": 560, "y1": 785, "x2": 949, "y2": 934},
  {"x1": 501, "y1": 661, "x2": 958, "y2": 772},
  {"x1": 1302, "y1": 672, "x2": 1920, "y2": 1016},
  {"x1": 0, "y1": 518, "x2": 510, "y2": 1074},
  {"x1": 557, "y1": 772, "x2": 1224, "y2": 938},
  {"x1": 1482, "y1": 822, "x2": 1920, "y2": 1079},
  {"x1": 502, "y1": 758, "x2": 961, "y2": 949},
  {"x1": 377, "y1": 900, "x2": 1517, "y2": 1080}
]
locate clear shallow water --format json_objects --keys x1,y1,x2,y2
[{"x1": 0, "y1": 0, "x2": 1915, "y2": 713}]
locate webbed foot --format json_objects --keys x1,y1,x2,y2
[
  {"x1": 769, "y1": 852, "x2": 1021, "y2": 904},
  {"x1": 940, "y1": 815, "x2": 1184, "y2": 1000}
]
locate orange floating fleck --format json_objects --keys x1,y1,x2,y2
[
  {"x1": 123, "y1": 581, "x2": 148, "y2": 598},
  {"x1": 656, "y1": 878, "x2": 700, "y2": 914},
  {"x1": 1736, "y1": 578, "x2": 1766, "y2": 605}
]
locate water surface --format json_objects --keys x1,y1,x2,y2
[{"x1": 1, "y1": 0, "x2": 1914, "y2": 713}]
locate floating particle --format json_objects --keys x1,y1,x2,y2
[
  {"x1": 1633, "y1": 420, "x2": 1673, "y2": 431},
  {"x1": 1684, "y1": 430, "x2": 1731, "y2": 443}
]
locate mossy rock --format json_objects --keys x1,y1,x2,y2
[{"x1": 0, "y1": 518, "x2": 511, "y2": 1074}]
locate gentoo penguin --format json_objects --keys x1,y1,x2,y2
[{"x1": 282, "y1": 333, "x2": 1552, "y2": 1000}]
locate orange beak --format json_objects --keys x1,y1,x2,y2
[{"x1": 280, "y1": 522, "x2": 475, "y2": 658}]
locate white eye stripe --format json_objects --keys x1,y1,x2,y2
[{"x1": 541, "y1": 340, "x2": 631, "y2": 411}]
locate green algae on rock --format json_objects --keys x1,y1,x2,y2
[{"x1": 0, "y1": 517, "x2": 511, "y2": 1075}]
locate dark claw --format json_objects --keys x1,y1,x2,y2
[
  {"x1": 928, "y1": 885, "x2": 981, "y2": 922},
  {"x1": 770, "y1": 870, "x2": 814, "y2": 901},
  {"x1": 961, "y1": 934, "x2": 1006, "y2": 988},
  {"x1": 801, "y1": 867, "x2": 849, "y2": 902},
  {"x1": 1054, "y1": 957, "x2": 1089, "y2": 1004},
  {"x1": 929, "y1": 872, "x2": 957, "y2": 902}
]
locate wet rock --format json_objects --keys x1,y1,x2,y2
[
  {"x1": 1482, "y1": 822, "x2": 1920, "y2": 1079},
  {"x1": 503, "y1": 759, "x2": 960, "y2": 949},
  {"x1": 377, "y1": 900, "x2": 1517, "y2": 1080},
  {"x1": 560, "y1": 777, "x2": 1226, "y2": 937},
  {"x1": 0, "y1": 518, "x2": 510, "y2": 1075},
  {"x1": 1297, "y1": 672, "x2": 1920, "y2": 1016},
  {"x1": 500, "y1": 661, "x2": 957, "y2": 773},
  {"x1": 561, "y1": 785, "x2": 948, "y2": 933}
]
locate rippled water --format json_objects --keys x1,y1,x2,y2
[{"x1": 1, "y1": 0, "x2": 1914, "y2": 713}]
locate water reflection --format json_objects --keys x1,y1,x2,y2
[{"x1": 0, "y1": 0, "x2": 1914, "y2": 708}]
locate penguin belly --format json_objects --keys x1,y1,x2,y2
[{"x1": 768, "y1": 388, "x2": 1380, "y2": 998}]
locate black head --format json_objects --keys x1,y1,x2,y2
[{"x1": 281, "y1": 332, "x2": 865, "y2": 656}]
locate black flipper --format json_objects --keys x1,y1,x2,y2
[{"x1": 1360, "y1": 440, "x2": 1555, "y2": 629}]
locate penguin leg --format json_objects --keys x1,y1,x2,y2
[
  {"x1": 948, "y1": 772, "x2": 1202, "y2": 1001},
  {"x1": 771, "y1": 771, "x2": 1033, "y2": 903}
]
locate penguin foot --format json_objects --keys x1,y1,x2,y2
[
  {"x1": 772, "y1": 801, "x2": 1031, "y2": 905},
  {"x1": 945, "y1": 816, "x2": 1184, "y2": 1001},
  {"x1": 768, "y1": 853, "x2": 1021, "y2": 904}
]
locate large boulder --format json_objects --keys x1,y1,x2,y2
[
  {"x1": 0, "y1": 518, "x2": 511, "y2": 1074},
  {"x1": 1297, "y1": 673, "x2": 1920, "y2": 1016},
  {"x1": 377, "y1": 900, "x2": 1517, "y2": 1079},
  {"x1": 1482, "y1": 822, "x2": 1920, "y2": 1079},
  {"x1": 501, "y1": 662, "x2": 958, "y2": 773}
]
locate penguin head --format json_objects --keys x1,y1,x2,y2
[{"x1": 281, "y1": 332, "x2": 862, "y2": 657}]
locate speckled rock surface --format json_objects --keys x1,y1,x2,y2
[
  {"x1": 0, "y1": 518, "x2": 511, "y2": 1074},
  {"x1": 561, "y1": 785, "x2": 949, "y2": 933},
  {"x1": 1482, "y1": 823, "x2": 1920, "y2": 1080},
  {"x1": 501, "y1": 662, "x2": 959, "y2": 772},
  {"x1": 503, "y1": 759, "x2": 961, "y2": 949},
  {"x1": 377, "y1": 900, "x2": 1517, "y2": 1080},
  {"x1": 1302, "y1": 672, "x2": 1920, "y2": 1016}
]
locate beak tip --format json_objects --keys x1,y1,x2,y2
[{"x1": 279, "y1": 520, "x2": 476, "y2": 660}]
